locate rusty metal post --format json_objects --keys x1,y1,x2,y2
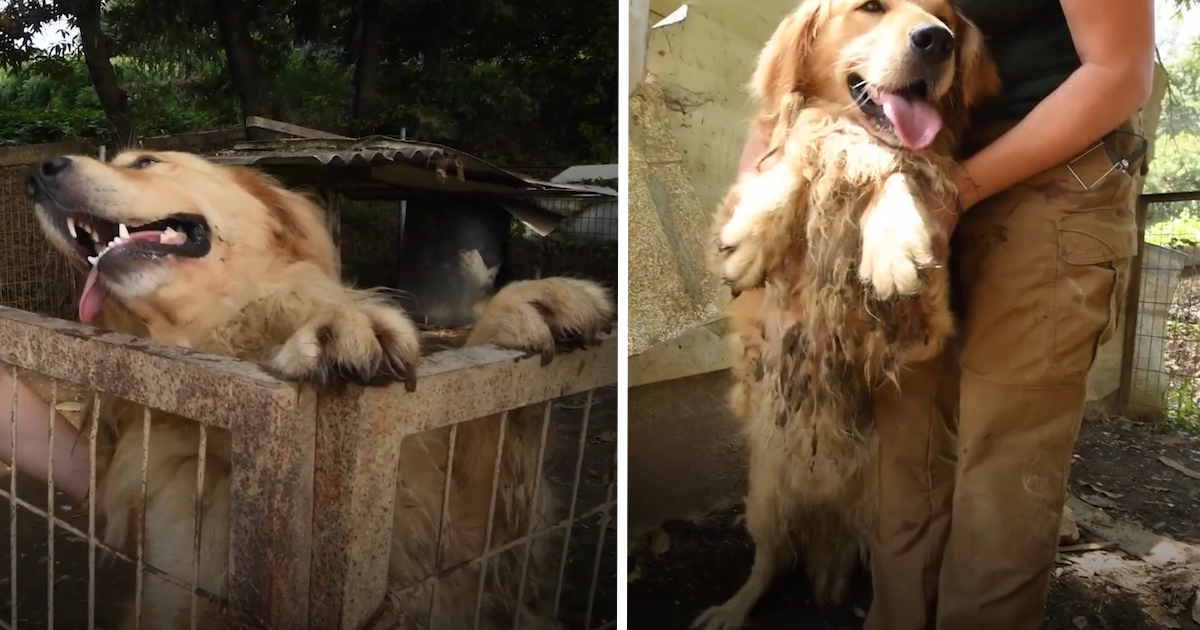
[
  {"x1": 227, "y1": 384, "x2": 318, "y2": 630},
  {"x1": 308, "y1": 337, "x2": 617, "y2": 628},
  {"x1": 309, "y1": 388, "x2": 404, "y2": 630},
  {"x1": 1117, "y1": 196, "x2": 1149, "y2": 413}
]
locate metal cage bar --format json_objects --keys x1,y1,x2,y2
[
  {"x1": 0, "y1": 308, "x2": 314, "y2": 629},
  {"x1": 0, "y1": 308, "x2": 616, "y2": 630}
]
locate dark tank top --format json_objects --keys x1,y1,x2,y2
[{"x1": 955, "y1": 0, "x2": 1081, "y2": 125}]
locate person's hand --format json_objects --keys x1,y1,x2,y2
[
  {"x1": 738, "y1": 126, "x2": 777, "y2": 175},
  {"x1": 930, "y1": 188, "x2": 961, "y2": 259},
  {"x1": 929, "y1": 164, "x2": 980, "y2": 258}
]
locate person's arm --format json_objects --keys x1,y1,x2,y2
[
  {"x1": 739, "y1": 126, "x2": 773, "y2": 174},
  {"x1": 955, "y1": 0, "x2": 1155, "y2": 209},
  {"x1": 0, "y1": 367, "x2": 90, "y2": 501}
]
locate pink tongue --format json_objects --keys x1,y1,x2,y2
[
  {"x1": 877, "y1": 92, "x2": 943, "y2": 150},
  {"x1": 76, "y1": 230, "x2": 166, "y2": 323},
  {"x1": 79, "y1": 265, "x2": 108, "y2": 323}
]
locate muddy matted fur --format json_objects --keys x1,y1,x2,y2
[
  {"x1": 27, "y1": 151, "x2": 614, "y2": 630},
  {"x1": 694, "y1": 1, "x2": 1000, "y2": 629}
]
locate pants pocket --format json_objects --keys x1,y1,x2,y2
[{"x1": 1051, "y1": 208, "x2": 1136, "y2": 378}]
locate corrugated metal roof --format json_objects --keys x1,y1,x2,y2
[{"x1": 208, "y1": 135, "x2": 616, "y2": 199}]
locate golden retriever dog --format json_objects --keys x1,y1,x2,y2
[
  {"x1": 694, "y1": 1, "x2": 999, "y2": 628},
  {"x1": 26, "y1": 150, "x2": 615, "y2": 630}
]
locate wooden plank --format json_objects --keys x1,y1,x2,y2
[
  {"x1": 1066, "y1": 495, "x2": 1200, "y2": 565},
  {"x1": 138, "y1": 128, "x2": 246, "y2": 153},
  {"x1": 245, "y1": 116, "x2": 351, "y2": 141}
]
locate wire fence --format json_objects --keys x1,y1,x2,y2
[
  {"x1": 0, "y1": 166, "x2": 78, "y2": 320},
  {"x1": 1119, "y1": 192, "x2": 1200, "y2": 432}
]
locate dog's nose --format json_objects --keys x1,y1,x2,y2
[
  {"x1": 37, "y1": 156, "x2": 73, "y2": 179},
  {"x1": 909, "y1": 24, "x2": 954, "y2": 62},
  {"x1": 27, "y1": 156, "x2": 73, "y2": 201}
]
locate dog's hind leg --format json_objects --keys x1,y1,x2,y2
[
  {"x1": 692, "y1": 447, "x2": 795, "y2": 630},
  {"x1": 798, "y1": 506, "x2": 866, "y2": 606}
]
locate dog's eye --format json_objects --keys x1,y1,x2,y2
[
  {"x1": 129, "y1": 156, "x2": 159, "y2": 170},
  {"x1": 859, "y1": 0, "x2": 885, "y2": 12}
]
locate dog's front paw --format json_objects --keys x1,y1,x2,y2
[
  {"x1": 858, "y1": 175, "x2": 936, "y2": 300},
  {"x1": 718, "y1": 211, "x2": 770, "y2": 296},
  {"x1": 467, "y1": 278, "x2": 615, "y2": 365},
  {"x1": 716, "y1": 166, "x2": 800, "y2": 295},
  {"x1": 692, "y1": 603, "x2": 750, "y2": 630},
  {"x1": 272, "y1": 300, "x2": 420, "y2": 391}
]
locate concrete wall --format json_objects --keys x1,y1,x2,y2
[{"x1": 627, "y1": 0, "x2": 799, "y2": 536}]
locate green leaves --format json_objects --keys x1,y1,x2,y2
[{"x1": 0, "y1": 0, "x2": 615, "y2": 164}]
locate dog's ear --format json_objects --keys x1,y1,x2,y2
[
  {"x1": 750, "y1": 0, "x2": 823, "y2": 129},
  {"x1": 228, "y1": 166, "x2": 341, "y2": 278},
  {"x1": 949, "y1": 11, "x2": 1001, "y2": 117}
]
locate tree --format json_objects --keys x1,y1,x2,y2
[
  {"x1": 348, "y1": 0, "x2": 383, "y2": 128},
  {"x1": 68, "y1": 0, "x2": 132, "y2": 145},
  {"x1": 0, "y1": 0, "x2": 133, "y2": 145},
  {"x1": 211, "y1": 0, "x2": 273, "y2": 130},
  {"x1": 0, "y1": 0, "x2": 618, "y2": 165}
]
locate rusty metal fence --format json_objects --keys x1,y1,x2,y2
[
  {"x1": 0, "y1": 306, "x2": 618, "y2": 630},
  {"x1": 1117, "y1": 191, "x2": 1200, "y2": 432}
]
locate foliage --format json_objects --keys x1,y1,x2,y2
[
  {"x1": 0, "y1": 0, "x2": 616, "y2": 164},
  {"x1": 1148, "y1": 34, "x2": 1200, "y2": 224}
]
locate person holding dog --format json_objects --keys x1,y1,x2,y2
[{"x1": 735, "y1": 1, "x2": 1154, "y2": 629}]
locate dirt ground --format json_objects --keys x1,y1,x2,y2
[{"x1": 627, "y1": 414, "x2": 1200, "y2": 630}]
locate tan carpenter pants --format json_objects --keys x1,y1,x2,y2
[{"x1": 864, "y1": 120, "x2": 1140, "y2": 630}]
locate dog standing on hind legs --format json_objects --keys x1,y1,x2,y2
[
  {"x1": 26, "y1": 150, "x2": 615, "y2": 630},
  {"x1": 692, "y1": 1, "x2": 1000, "y2": 628}
]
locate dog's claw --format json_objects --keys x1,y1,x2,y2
[{"x1": 272, "y1": 302, "x2": 421, "y2": 391}]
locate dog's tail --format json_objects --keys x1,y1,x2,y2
[{"x1": 465, "y1": 277, "x2": 615, "y2": 362}]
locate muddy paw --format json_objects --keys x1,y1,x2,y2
[
  {"x1": 716, "y1": 167, "x2": 799, "y2": 295},
  {"x1": 858, "y1": 176, "x2": 936, "y2": 300},
  {"x1": 718, "y1": 216, "x2": 769, "y2": 297},
  {"x1": 272, "y1": 300, "x2": 420, "y2": 391}
]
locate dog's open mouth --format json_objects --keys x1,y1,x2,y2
[
  {"x1": 848, "y1": 73, "x2": 943, "y2": 151},
  {"x1": 63, "y1": 212, "x2": 211, "y2": 322}
]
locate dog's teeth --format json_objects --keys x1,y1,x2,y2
[
  {"x1": 90, "y1": 230, "x2": 100, "y2": 243},
  {"x1": 86, "y1": 255, "x2": 97, "y2": 266},
  {"x1": 67, "y1": 217, "x2": 77, "y2": 238},
  {"x1": 160, "y1": 227, "x2": 186, "y2": 245},
  {"x1": 118, "y1": 223, "x2": 130, "y2": 239}
]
